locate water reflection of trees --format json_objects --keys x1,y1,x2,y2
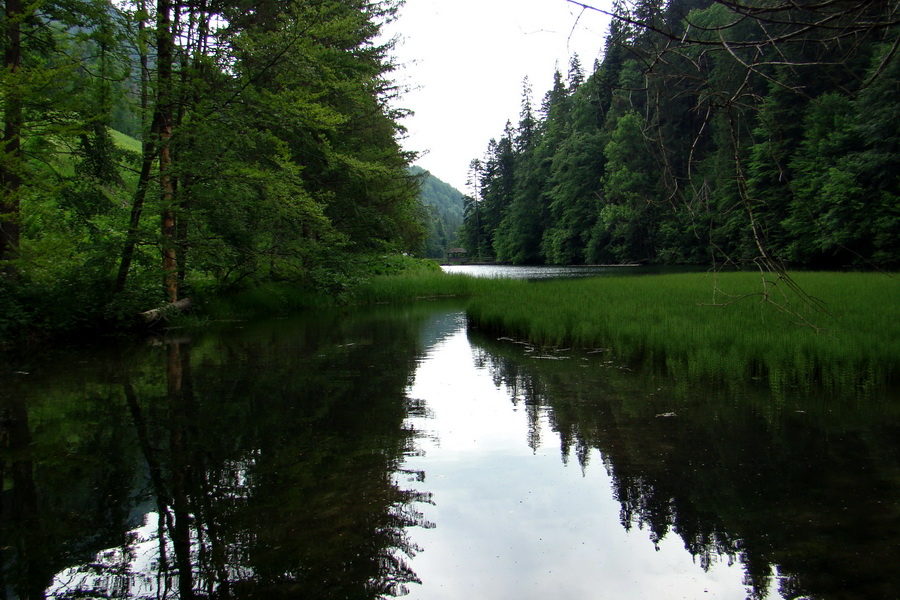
[
  {"x1": 0, "y1": 308, "x2": 435, "y2": 599},
  {"x1": 469, "y1": 329, "x2": 900, "y2": 600}
]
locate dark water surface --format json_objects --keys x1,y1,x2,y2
[{"x1": 1, "y1": 302, "x2": 898, "y2": 599}]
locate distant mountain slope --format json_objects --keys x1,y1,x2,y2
[{"x1": 411, "y1": 166, "x2": 465, "y2": 259}]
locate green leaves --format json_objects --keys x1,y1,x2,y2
[{"x1": 1, "y1": 0, "x2": 423, "y2": 334}]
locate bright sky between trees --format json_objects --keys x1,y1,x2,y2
[{"x1": 383, "y1": 0, "x2": 613, "y2": 193}]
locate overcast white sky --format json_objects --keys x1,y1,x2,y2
[{"x1": 382, "y1": 0, "x2": 613, "y2": 193}]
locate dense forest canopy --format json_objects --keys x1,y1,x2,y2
[
  {"x1": 0, "y1": 0, "x2": 424, "y2": 334},
  {"x1": 458, "y1": 0, "x2": 900, "y2": 269}
]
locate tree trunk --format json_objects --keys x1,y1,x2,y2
[
  {"x1": 115, "y1": 136, "x2": 157, "y2": 293},
  {"x1": 174, "y1": 1, "x2": 211, "y2": 286},
  {"x1": 141, "y1": 296, "x2": 192, "y2": 322},
  {"x1": 0, "y1": 0, "x2": 23, "y2": 270},
  {"x1": 161, "y1": 164, "x2": 178, "y2": 303},
  {"x1": 115, "y1": 1, "x2": 154, "y2": 294},
  {"x1": 157, "y1": 0, "x2": 178, "y2": 303}
]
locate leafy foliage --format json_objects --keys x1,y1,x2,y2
[{"x1": 0, "y1": 0, "x2": 424, "y2": 337}]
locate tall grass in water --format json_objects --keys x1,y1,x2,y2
[
  {"x1": 349, "y1": 271, "x2": 523, "y2": 304},
  {"x1": 465, "y1": 271, "x2": 900, "y2": 398},
  {"x1": 182, "y1": 268, "x2": 522, "y2": 322}
]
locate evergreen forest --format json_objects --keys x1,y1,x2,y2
[
  {"x1": 1, "y1": 0, "x2": 424, "y2": 335},
  {"x1": 2, "y1": 0, "x2": 898, "y2": 338},
  {"x1": 458, "y1": 0, "x2": 900, "y2": 269}
]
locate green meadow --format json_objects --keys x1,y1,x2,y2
[{"x1": 356, "y1": 270, "x2": 900, "y2": 398}]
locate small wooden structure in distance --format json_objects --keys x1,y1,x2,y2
[{"x1": 445, "y1": 247, "x2": 468, "y2": 263}]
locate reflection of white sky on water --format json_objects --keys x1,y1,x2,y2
[
  {"x1": 42, "y1": 310, "x2": 784, "y2": 599},
  {"x1": 48, "y1": 512, "x2": 163, "y2": 599},
  {"x1": 47, "y1": 510, "x2": 253, "y2": 600},
  {"x1": 47, "y1": 456, "x2": 257, "y2": 600},
  {"x1": 48, "y1": 512, "x2": 180, "y2": 599},
  {"x1": 404, "y1": 316, "x2": 776, "y2": 600}
]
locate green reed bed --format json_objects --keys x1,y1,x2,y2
[
  {"x1": 349, "y1": 270, "x2": 524, "y2": 304},
  {"x1": 182, "y1": 267, "x2": 518, "y2": 323},
  {"x1": 465, "y1": 271, "x2": 900, "y2": 397}
]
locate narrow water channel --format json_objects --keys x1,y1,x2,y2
[{"x1": 1, "y1": 302, "x2": 897, "y2": 599}]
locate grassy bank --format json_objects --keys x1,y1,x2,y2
[
  {"x1": 192, "y1": 259, "x2": 514, "y2": 322},
  {"x1": 171, "y1": 266, "x2": 899, "y2": 398},
  {"x1": 348, "y1": 269, "x2": 520, "y2": 303},
  {"x1": 177, "y1": 258, "x2": 458, "y2": 322},
  {"x1": 462, "y1": 271, "x2": 900, "y2": 398}
]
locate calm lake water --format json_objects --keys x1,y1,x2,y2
[
  {"x1": 442, "y1": 264, "x2": 646, "y2": 279},
  {"x1": 1, "y1": 299, "x2": 898, "y2": 599},
  {"x1": 440, "y1": 264, "x2": 709, "y2": 279}
]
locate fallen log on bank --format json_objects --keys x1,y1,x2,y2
[{"x1": 141, "y1": 297, "x2": 193, "y2": 323}]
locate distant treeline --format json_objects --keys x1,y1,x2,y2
[
  {"x1": 411, "y1": 167, "x2": 464, "y2": 259},
  {"x1": 458, "y1": 0, "x2": 899, "y2": 269}
]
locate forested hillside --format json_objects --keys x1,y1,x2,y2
[
  {"x1": 411, "y1": 166, "x2": 464, "y2": 259},
  {"x1": 459, "y1": 0, "x2": 900, "y2": 269},
  {"x1": 0, "y1": 0, "x2": 422, "y2": 335}
]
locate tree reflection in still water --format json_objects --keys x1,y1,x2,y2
[
  {"x1": 2, "y1": 303, "x2": 897, "y2": 600},
  {"x1": 467, "y1": 328, "x2": 900, "y2": 600},
  {"x1": 0, "y1": 306, "x2": 438, "y2": 600}
]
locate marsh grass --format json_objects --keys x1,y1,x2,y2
[
  {"x1": 463, "y1": 271, "x2": 900, "y2": 398},
  {"x1": 349, "y1": 270, "x2": 524, "y2": 304},
  {"x1": 185, "y1": 267, "x2": 898, "y2": 398},
  {"x1": 180, "y1": 268, "x2": 511, "y2": 322}
]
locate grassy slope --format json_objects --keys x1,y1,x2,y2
[{"x1": 110, "y1": 128, "x2": 142, "y2": 154}]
